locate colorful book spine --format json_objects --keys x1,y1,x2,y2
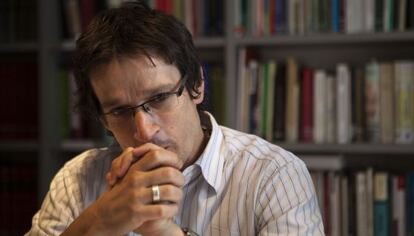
[{"x1": 374, "y1": 172, "x2": 390, "y2": 236}]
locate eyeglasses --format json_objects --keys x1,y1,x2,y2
[{"x1": 101, "y1": 76, "x2": 187, "y2": 129}]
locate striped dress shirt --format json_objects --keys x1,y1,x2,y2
[{"x1": 26, "y1": 114, "x2": 324, "y2": 236}]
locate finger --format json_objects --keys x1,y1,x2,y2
[
  {"x1": 144, "y1": 185, "x2": 183, "y2": 205},
  {"x1": 139, "y1": 167, "x2": 185, "y2": 188},
  {"x1": 110, "y1": 143, "x2": 172, "y2": 183},
  {"x1": 134, "y1": 204, "x2": 179, "y2": 222},
  {"x1": 131, "y1": 147, "x2": 183, "y2": 172},
  {"x1": 108, "y1": 147, "x2": 134, "y2": 186}
]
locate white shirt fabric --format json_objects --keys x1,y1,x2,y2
[{"x1": 26, "y1": 114, "x2": 324, "y2": 236}]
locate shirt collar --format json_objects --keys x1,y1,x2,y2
[{"x1": 192, "y1": 112, "x2": 225, "y2": 193}]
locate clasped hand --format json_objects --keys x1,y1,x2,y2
[{"x1": 93, "y1": 143, "x2": 185, "y2": 236}]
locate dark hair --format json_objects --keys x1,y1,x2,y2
[{"x1": 73, "y1": 0, "x2": 203, "y2": 119}]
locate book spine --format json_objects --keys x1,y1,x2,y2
[
  {"x1": 374, "y1": 172, "x2": 390, "y2": 236},
  {"x1": 300, "y1": 67, "x2": 313, "y2": 143}
]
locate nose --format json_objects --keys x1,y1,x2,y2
[{"x1": 133, "y1": 110, "x2": 160, "y2": 143}]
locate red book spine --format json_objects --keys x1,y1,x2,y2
[{"x1": 300, "y1": 67, "x2": 314, "y2": 142}]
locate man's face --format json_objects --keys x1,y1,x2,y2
[{"x1": 90, "y1": 56, "x2": 205, "y2": 165}]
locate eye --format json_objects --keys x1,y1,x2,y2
[
  {"x1": 151, "y1": 93, "x2": 170, "y2": 103},
  {"x1": 110, "y1": 107, "x2": 133, "y2": 117}
]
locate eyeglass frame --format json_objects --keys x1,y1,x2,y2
[{"x1": 100, "y1": 75, "x2": 188, "y2": 122}]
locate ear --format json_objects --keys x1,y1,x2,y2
[{"x1": 193, "y1": 66, "x2": 205, "y2": 105}]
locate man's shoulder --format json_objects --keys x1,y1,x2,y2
[
  {"x1": 62, "y1": 145, "x2": 121, "y2": 174},
  {"x1": 219, "y1": 126, "x2": 304, "y2": 169}
]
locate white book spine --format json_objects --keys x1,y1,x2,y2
[
  {"x1": 313, "y1": 70, "x2": 327, "y2": 143},
  {"x1": 356, "y1": 172, "x2": 368, "y2": 236},
  {"x1": 336, "y1": 64, "x2": 351, "y2": 144}
]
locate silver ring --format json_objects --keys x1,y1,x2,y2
[{"x1": 151, "y1": 185, "x2": 161, "y2": 203}]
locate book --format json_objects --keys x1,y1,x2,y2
[
  {"x1": 273, "y1": 63, "x2": 286, "y2": 141},
  {"x1": 325, "y1": 74, "x2": 336, "y2": 143},
  {"x1": 383, "y1": 0, "x2": 395, "y2": 32},
  {"x1": 330, "y1": 173, "x2": 341, "y2": 236},
  {"x1": 300, "y1": 67, "x2": 313, "y2": 143},
  {"x1": 341, "y1": 175, "x2": 349, "y2": 236},
  {"x1": 331, "y1": 0, "x2": 341, "y2": 32},
  {"x1": 373, "y1": 172, "x2": 390, "y2": 236},
  {"x1": 356, "y1": 171, "x2": 369, "y2": 236},
  {"x1": 366, "y1": 168, "x2": 374, "y2": 236},
  {"x1": 375, "y1": 0, "x2": 384, "y2": 31},
  {"x1": 397, "y1": 0, "x2": 407, "y2": 31},
  {"x1": 265, "y1": 61, "x2": 276, "y2": 141},
  {"x1": 392, "y1": 175, "x2": 406, "y2": 236},
  {"x1": 406, "y1": 172, "x2": 414, "y2": 235},
  {"x1": 336, "y1": 63, "x2": 352, "y2": 144},
  {"x1": 365, "y1": 61, "x2": 381, "y2": 143},
  {"x1": 313, "y1": 69, "x2": 326, "y2": 143},
  {"x1": 379, "y1": 62, "x2": 395, "y2": 144},
  {"x1": 285, "y1": 57, "x2": 300, "y2": 142},
  {"x1": 352, "y1": 67, "x2": 366, "y2": 142},
  {"x1": 394, "y1": 61, "x2": 414, "y2": 144}
]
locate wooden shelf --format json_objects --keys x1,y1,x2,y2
[
  {"x1": 276, "y1": 143, "x2": 414, "y2": 155},
  {"x1": 237, "y1": 31, "x2": 414, "y2": 46},
  {"x1": 194, "y1": 37, "x2": 225, "y2": 48},
  {"x1": 61, "y1": 36, "x2": 225, "y2": 52},
  {"x1": 0, "y1": 42, "x2": 38, "y2": 53},
  {"x1": 0, "y1": 141, "x2": 39, "y2": 152}
]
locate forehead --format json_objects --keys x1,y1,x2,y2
[{"x1": 90, "y1": 56, "x2": 182, "y2": 101}]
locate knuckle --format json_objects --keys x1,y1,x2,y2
[
  {"x1": 163, "y1": 185, "x2": 174, "y2": 196},
  {"x1": 131, "y1": 205, "x2": 144, "y2": 222},
  {"x1": 154, "y1": 206, "x2": 167, "y2": 218},
  {"x1": 151, "y1": 150, "x2": 162, "y2": 162},
  {"x1": 131, "y1": 188, "x2": 144, "y2": 200},
  {"x1": 163, "y1": 167, "x2": 177, "y2": 179},
  {"x1": 127, "y1": 173, "x2": 143, "y2": 187}
]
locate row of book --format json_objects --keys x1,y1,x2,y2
[
  {"x1": 237, "y1": 49, "x2": 414, "y2": 144},
  {"x1": 0, "y1": 0, "x2": 37, "y2": 43},
  {"x1": 234, "y1": 0, "x2": 414, "y2": 37},
  {"x1": 310, "y1": 168, "x2": 414, "y2": 236},
  {"x1": 0, "y1": 61, "x2": 38, "y2": 140},
  {"x1": 0, "y1": 161, "x2": 38, "y2": 236},
  {"x1": 61, "y1": 0, "x2": 224, "y2": 40}
]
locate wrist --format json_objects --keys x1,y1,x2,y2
[{"x1": 157, "y1": 223, "x2": 184, "y2": 236}]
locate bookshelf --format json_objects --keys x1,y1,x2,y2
[{"x1": 1, "y1": 0, "x2": 414, "y2": 235}]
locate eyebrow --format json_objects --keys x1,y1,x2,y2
[{"x1": 100, "y1": 82, "x2": 177, "y2": 110}]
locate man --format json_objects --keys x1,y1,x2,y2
[{"x1": 26, "y1": 1, "x2": 324, "y2": 235}]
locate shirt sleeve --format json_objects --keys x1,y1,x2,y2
[
  {"x1": 255, "y1": 158, "x2": 325, "y2": 236},
  {"x1": 25, "y1": 166, "x2": 83, "y2": 236}
]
